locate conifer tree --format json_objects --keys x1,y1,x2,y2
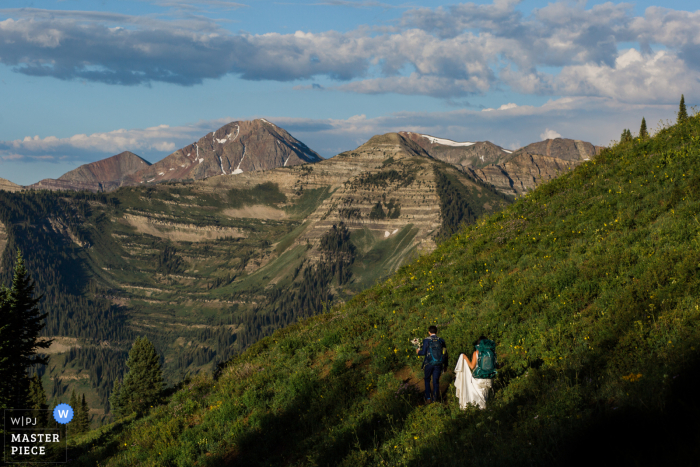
[
  {"x1": 0, "y1": 302, "x2": 11, "y2": 409},
  {"x1": 620, "y1": 129, "x2": 633, "y2": 143},
  {"x1": 68, "y1": 390, "x2": 80, "y2": 436},
  {"x1": 75, "y1": 394, "x2": 90, "y2": 433},
  {"x1": 120, "y1": 336, "x2": 163, "y2": 415},
  {"x1": 678, "y1": 94, "x2": 688, "y2": 123},
  {"x1": 639, "y1": 117, "x2": 648, "y2": 139},
  {"x1": 109, "y1": 378, "x2": 124, "y2": 418},
  {"x1": 0, "y1": 252, "x2": 51, "y2": 408},
  {"x1": 28, "y1": 374, "x2": 48, "y2": 426}
]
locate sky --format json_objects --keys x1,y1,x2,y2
[{"x1": 0, "y1": 0, "x2": 698, "y2": 185}]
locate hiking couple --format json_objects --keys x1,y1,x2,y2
[{"x1": 416, "y1": 326, "x2": 497, "y2": 408}]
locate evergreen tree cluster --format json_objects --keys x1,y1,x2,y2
[
  {"x1": 369, "y1": 198, "x2": 400, "y2": 220},
  {"x1": 155, "y1": 245, "x2": 185, "y2": 274},
  {"x1": 64, "y1": 347, "x2": 128, "y2": 410},
  {"x1": 233, "y1": 223, "x2": 357, "y2": 351},
  {"x1": 434, "y1": 170, "x2": 477, "y2": 242},
  {"x1": 68, "y1": 390, "x2": 91, "y2": 435},
  {"x1": 28, "y1": 374, "x2": 48, "y2": 426},
  {"x1": 620, "y1": 129, "x2": 633, "y2": 143}
]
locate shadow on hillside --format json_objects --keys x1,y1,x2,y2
[
  {"x1": 216, "y1": 368, "x2": 419, "y2": 467},
  {"x1": 402, "y1": 356, "x2": 700, "y2": 467}
]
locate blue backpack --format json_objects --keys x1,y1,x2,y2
[{"x1": 423, "y1": 336, "x2": 446, "y2": 368}]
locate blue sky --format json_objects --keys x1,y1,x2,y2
[{"x1": 1, "y1": 0, "x2": 698, "y2": 184}]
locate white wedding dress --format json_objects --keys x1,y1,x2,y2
[{"x1": 454, "y1": 353, "x2": 492, "y2": 409}]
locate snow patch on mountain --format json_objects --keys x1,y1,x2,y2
[{"x1": 420, "y1": 134, "x2": 475, "y2": 147}]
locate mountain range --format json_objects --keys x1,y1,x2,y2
[
  {"x1": 0, "y1": 120, "x2": 603, "y2": 422},
  {"x1": 22, "y1": 119, "x2": 322, "y2": 192},
  {"x1": 5, "y1": 119, "x2": 601, "y2": 199}
]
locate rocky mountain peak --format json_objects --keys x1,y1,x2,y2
[
  {"x1": 513, "y1": 138, "x2": 598, "y2": 161},
  {"x1": 129, "y1": 119, "x2": 322, "y2": 184},
  {"x1": 358, "y1": 133, "x2": 432, "y2": 159},
  {"x1": 59, "y1": 151, "x2": 151, "y2": 183}
]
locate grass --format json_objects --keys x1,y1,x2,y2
[{"x1": 67, "y1": 115, "x2": 700, "y2": 465}]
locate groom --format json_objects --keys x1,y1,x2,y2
[{"x1": 416, "y1": 325, "x2": 447, "y2": 403}]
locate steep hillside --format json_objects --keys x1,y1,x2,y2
[
  {"x1": 70, "y1": 114, "x2": 700, "y2": 466},
  {"x1": 0, "y1": 133, "x2": 510, "y2": 420},
  {"x1": 128, "y1": 119, "x2": 322, "y2": 184}
]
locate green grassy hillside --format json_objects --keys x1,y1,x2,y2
[
  {"x1": 68, "y1": 114, "x2": 700, "y2": 465},
  {"x1": 0, "y1": 143, "x2": 511, "y2": 422}
]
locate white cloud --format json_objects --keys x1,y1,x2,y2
[
  {"x1": 0, "y1": 120, "x2": 231, "y2": 164},
  {"x1": 553, "y1": 49, "x2": 700, "y2": 103},
  {"x1": 540, "y1": 128, "x2": 562, "y2": 140},
  {"x1": 0, "y1": 2, "x2": 697, "y2": 101},
  {"x1": 482, "y1": 103, "x2": 518, "y2": 112}
]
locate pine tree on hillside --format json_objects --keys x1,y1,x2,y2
[
  {"x1": 639, "y1": 117, "x2": 649, "y2": 139},
  {"x1": 0, "y1": 301, "x2": 11, "y2": 409},
  {"x1": 120, "y1": 336, "x2": 163, "y2": 415},
  {"x1": 0, "y1": 251, "x2": 52, "y2": 409},
  {"x1": 678, "y1": 94, "x2": 688, "y2": 123},
  {"x1": 75, "y1": 394, "x2": 90, "y2": 434},
  {"x1": 68, "y1": 390, "x2": 80, "y2": 436},
  {"x1": 109, "y1": 378, "x2": 125, "y2": 419},
  {"x1": 620, "y1": 129, "x2": 633, "y2": 143},
  {"x1": 28, "y1": 374, "x2": 48, "y2": 426}
]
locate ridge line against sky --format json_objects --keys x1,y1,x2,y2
[{"x1": 0, "y1": 0, "x2": 697, "y2": 185}]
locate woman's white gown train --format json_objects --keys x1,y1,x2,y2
[{"x1": 454, "y1": 353, "x2": 492, "y2": 409}]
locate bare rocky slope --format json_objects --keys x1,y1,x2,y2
[
  {"x1": 0, "y1": 177, "x2": 23, "y2": 192},
  {"x1": 399, "y1": 131, "x2": 513, "y2": 169},
  {"x1": 128, "y1": 119, "x2": 322, "y2": 185},
  {"x1": 406, "y1": 134, "x2": 604, "y2": 196},
  {"x1": 27, "y1": 152, "x2": 151, "y2": 192},
  {"x1": 59, "y1": 151, "x2": 151, "y2": 184},
  {"x1": 23, "y1": 119, "x2": 321, "y2": 193}
]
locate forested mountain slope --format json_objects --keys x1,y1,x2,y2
[
  {"x1": 0, "y1": 132, "x2": 510, "y2": 421},
  {"x1": 70, "y1": 114, "x2": 700, "y2": 466}
]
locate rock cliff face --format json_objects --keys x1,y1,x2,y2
[
  {"x1": 397, "y1": 134, "x2": 599, "y2": 196},
  {"x1": 129, "y1": 119, "x2": 322, "y2": 184},
  {"x1": 399, "y1": 132, "x2": 512, "y2": 169},
  {"x1": 467, "y1": 153, "x2": 580, "y2": 194},
  {"x1": 464, "y1": 138, "x2": 598, "y2": 195},
  {"x1": 205, "y1": 132, "x2": 510, "y2": 260},
  {"x1": 515, "y1": 138, "x2": 600, "y2": 161},
  {"x1": 0, "y1": 178, "x2": 23, "y2": 192}
]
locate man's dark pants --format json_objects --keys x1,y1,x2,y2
[{"x1": 424, "y1": 364, "x2": 442, "y2": 401}]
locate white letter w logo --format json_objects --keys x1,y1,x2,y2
[{"x1": 58, "y1": 410, "x2": 69, "y2": 418}]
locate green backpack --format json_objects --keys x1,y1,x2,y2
[{"x1": 473, "y1": 339, "x2": 497, "y2": 379}]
